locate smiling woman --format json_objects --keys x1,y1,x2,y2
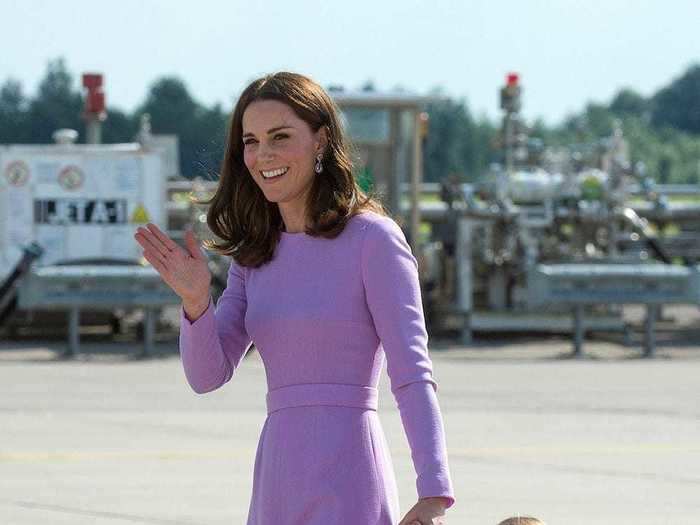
[
  {"x1": 176, "y1": 72, "x2": 456, "y2": 524},
  {"x1": 195, "y1": 71, "x2": 386, "y2": 268},
  {"x1": 241, "y1": 98, "x2": 330, "y2": 231}
]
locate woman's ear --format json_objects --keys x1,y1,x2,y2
[{"x1": 316, "y1": 125, "x2": 329, "y2": 155}]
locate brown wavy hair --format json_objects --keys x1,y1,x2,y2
[{"x1": 196, "y1": 71, "x2": 388, "y2": 268}]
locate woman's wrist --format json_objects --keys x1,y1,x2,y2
[
  {"x1": 419, "y1": 496, "x2": 451, "y2": 507},
  {"x1": 182, "y1": 296, "x2": 210, "y2": 322}
]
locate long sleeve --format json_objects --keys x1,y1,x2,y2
[
  {"x1": 361, "y1": 216, "x2": 456, "y2": 509},
  {"x1": 178, "y1": 257, "x2": 253, "y2": 394}
]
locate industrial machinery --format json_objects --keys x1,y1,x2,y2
[
  {"x1": 419, "y1": 73, "x2": 700, "y2": 356},
  {"x1": 166, "y1": 84, "x2": 700, "y2": 357}
]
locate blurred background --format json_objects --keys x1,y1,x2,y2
[
  {"x1": 2, "y1": 0, "x2": 700, "y2": 354},
  {"x1": 1, "y1": 2, "x2": 699, "y2": 524}
]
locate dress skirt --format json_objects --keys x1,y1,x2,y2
[{"x1": 245, "y1": 383, "x2": 401, "y2": 524}]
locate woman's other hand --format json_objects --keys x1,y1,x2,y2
[
  {"x1": 398, "y1": 496, "x2": 449, "y2": 525},
  {"x1": 133, "y1": 223, "x2": 212, "y2": 309}
]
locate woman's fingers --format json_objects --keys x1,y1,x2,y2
[
  {"x1": 134, "y1": 224, "x2": 211, "y2": 302},
  {"x1": 135, "y1": 228, "x2": 172, "y2": 260},
  {"x1": 143, "y1": 245, "x2": 170, "y2": 268},
  {"x1": 184, "y1": 228, "x2": 206, "y2": 260},
  {"x1": 142, "y1": 250, "x2": 168, "y2": 276},
  {"x1": 146, "y1": 223, "x2": 179, "y2": 253}
]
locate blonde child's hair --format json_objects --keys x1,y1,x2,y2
[{"x1": 497, "y1": 517, "x2": 546, "y2": 525}]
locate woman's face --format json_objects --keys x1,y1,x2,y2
[{"x1": 242, "y1": 99, "x2": 326, "y2": 206}]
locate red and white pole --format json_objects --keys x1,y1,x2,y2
[{"x1": 82, "y1": 73, "x2": 107, "y2": 144}]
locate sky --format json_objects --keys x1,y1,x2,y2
[{"x1": 1, "y1": 0, "x2": 699, "y2": 126}]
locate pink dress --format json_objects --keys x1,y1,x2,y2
[{"x1": 179, "y1": 210, "x2": 455, "y2": 524}]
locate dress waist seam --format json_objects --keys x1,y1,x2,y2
[{"x1": 266, "y1": 382, "x2": 379, "y2": 415}]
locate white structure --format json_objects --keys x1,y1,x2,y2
[{"x1": 0, "y1": 140, "x2": 167, "y2": 280}]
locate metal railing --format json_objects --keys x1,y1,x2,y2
[{"x1": 167, "y1": 179, "x2": 700, "y2": 199}]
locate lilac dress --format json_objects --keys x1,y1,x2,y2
[{"x1": 179, "y1": 211, "x2": 455, "y2": 524}]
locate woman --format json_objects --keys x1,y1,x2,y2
[{"x1": 134, "y1": 71, "x2": 455, "y2": 524}]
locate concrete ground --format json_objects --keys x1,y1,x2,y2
[{"x1": 1, "y1": 305, "x2": 699, "y2": 525}]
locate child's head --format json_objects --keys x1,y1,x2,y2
[{"x1": 497, "y1": 517, "x2": 546, "y2": 525}]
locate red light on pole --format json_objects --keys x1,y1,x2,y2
[
  {"x1": 500, "y1": 72, "x2": 522, "y2": 113},
  {"x1": 82, "y1": 73, "x2": 103, "y2": 90},
  {"x1": 82, "y1": 73, "x2": 105, "y2": 114},
  {"x1": 81, "y1": 72, "x2": 106, "y2": 144},
  {"x1": 86, "y1": 91, "x2": 105, "y2": 114}
]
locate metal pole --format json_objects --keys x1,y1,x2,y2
[
  {"x1": 389, "y1": 109, "x2": 401, "y2": 218},
  {"x1": 143, "y1": 308, "x2": 155, "y2": 357},
  {"x1": 505, "y1": 114, "x2": 513, "y2": 175},
  {"x1": 410, "y1": 109, "x2": 422, "y2": 252},
  {"x1": 573, "y1": 304, "x2": 585, "y2": 358},
  {"x1": 643, "y1": 304, "x2": 657, "y2": 358},
  {"x1": 67, "y1": 306, "x2": 79, "y2": 357},
  {"x1": 456, "y1": 217, "x2": 473, "y2": 345},
  {"x1": 86, "y1": 118, "x2": 101, "y2": 145}
]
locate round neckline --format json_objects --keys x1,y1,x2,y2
[
  {"x1": 279, "y1": 212, "x2": 372, "y2": 239},
  {"x1": 280, "y1": 229, "x2": 313, "y2": 241}
]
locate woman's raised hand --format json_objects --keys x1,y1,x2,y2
[{"x1": 133, "y1": 223, "x2": 212, "y2": 308}]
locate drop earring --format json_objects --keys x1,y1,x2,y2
[{"x1": 314, "y1": 153, "x2": 323, "y2": 174}]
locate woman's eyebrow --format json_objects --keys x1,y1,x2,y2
[{"x1": 242, "y1": 126, "x2": 293, "y2": 139}]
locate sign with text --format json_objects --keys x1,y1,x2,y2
[{"x1": 34, "y1": 199, "x2": 128, "y2": 225}]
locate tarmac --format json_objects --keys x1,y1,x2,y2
[{"x1": 1, "y1": 304, "x2": 699, "y2": 525}]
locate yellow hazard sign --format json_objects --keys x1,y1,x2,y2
[{"x1": 131, "y1": 203, "x2": 150, "y2": 223}]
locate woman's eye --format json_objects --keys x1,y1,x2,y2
[
  {"x1": 243, "y1": 139, "x2": 256, "y2": 145},
  {"x1": 274, "y1": 134, "x2": 288, "y2": 140}
]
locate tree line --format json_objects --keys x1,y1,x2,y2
[{"x1": 1, "y1": 57, "x2": 699, "y2": 184}]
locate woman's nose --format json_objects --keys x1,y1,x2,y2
[{"x1": 257, "y1": 141, "x2": 274, "y2": 162}]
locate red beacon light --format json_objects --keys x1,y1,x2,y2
[
  {"x1": 82, "y1": 73, "x2": 103, "y2": 90},
  {"x1": 500, "y1": 72, "x2": 522, "y2": 113},
  {"x1": 81, "y1": 73, "x2": 106, "y2": 115}
]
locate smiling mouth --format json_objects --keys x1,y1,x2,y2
[{"x1": 261, "y1": 167, "x2": 289, "y2": 179}]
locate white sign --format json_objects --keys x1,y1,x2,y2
[{"x1": 0, "y1": 145, "x2": 165, "y2": 276}]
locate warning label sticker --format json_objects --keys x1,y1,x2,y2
[{"x1": 130, "y1": 203, "x2": 150, "y2": 224}]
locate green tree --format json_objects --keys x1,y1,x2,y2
[
  {"x1": 101, "y1": 107, "x2": 139, "y2": 144},
  {"x1": 189, "y1": 102, "x2": 229, "y2": 180},
  {"x1": 0, "y1": 79, "x2": 30, "y2": 143},
  {"x1": 651, "y1": 63, "x2": 700, "y2": 134},
  {"x1": 423, "y1": 91, "x2": 494, "y2": 182},
  {"x1": 583, "y1": 102, "x2": 614, "y2": 137},
  {"x1": 610, "y1": 88, "x2": 648, "y2": 118},
  {"x1": 28, "y1": 57, "x2": 84, "y2": 143},
  {"x1": 361, "y1": 79, "x2": 376, "y2": 92},
  {"x1": 657, "y1": 153, "x2": 672, "y2": 184},
  {"x1": 137, "y1": 77, "x2": 197, "y2": 134},
  {"x1": 136, "y1": 77, "x2": 205, "y2": 178}
]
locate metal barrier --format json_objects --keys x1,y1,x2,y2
[
  {"x1": 17, "y1": 264, "x2": 181, "y2": 358},
  {"x1": 527, "y1": 263, "x2": 700, "y2": 357}
]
